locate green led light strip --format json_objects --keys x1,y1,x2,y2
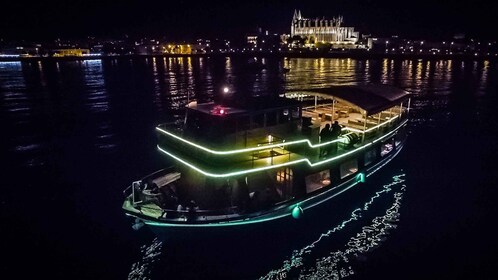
[
  {"x1": 157, "y1": 120, "x2": 407, "y2": 178},
  {"x1": 157, "y1": 146, "x2": 307, "y2": 177},
  {"x1": 156, "y1": 115, "x2": 400, "y2": 155},
  {"x1": 141, "y1": 147, "x2": 402, "y2": 228},
  {"x1": 156, "y1": 126, "x2": 349, "y2": 155},
  {"x1": 136, "y1": 137, "x2": 404, "y2": 228}
]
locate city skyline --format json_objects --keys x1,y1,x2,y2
[{"x1": 2, "y1": 0, "x2": 497, "y2": 41}]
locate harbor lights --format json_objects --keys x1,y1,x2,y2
[{"x1": 219, "y1": 85, "x2": 231, "y2": 106}]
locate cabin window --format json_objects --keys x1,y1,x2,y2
[
  {"x1": 340, "y1": 159, "x2": 358, "y2": 179},
  {"x1": 246, "y1": 172, "x2": 280, "y2": 210},
  {"x1": 394, "y1": 126, "x2": 406, "y2": 148},
  {"x1": 291, "y1": 107, "x2": 300, "y2": 120},
  {"x1": 203, "y1": 178, "x2": 232, "y2": 210},
  {"x1": 305, "y1": 169, "x2": 331, "y2": 193},
  {"x1": 275, "y1": 168, "x2": 293, "y2": 200},
  {"x1": 380, "y1": 139, "x2": 394, "y2": 157},
  {"x1": 364, "y1": 148, "x2": 376, "y2": 166}
]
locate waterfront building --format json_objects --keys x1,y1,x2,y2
[
  {"x1": 161, "y1": 44, "x2": 193, "y2": 54},
  {"x1": 245, "y1": 28, "x2": 281, "y2": 51},
  {"x1": 0, "y1": 45, "x2": 42, "y2": 57},
  {"x1": 290, "y1": 9, "x2": 359, "y2": 48},
  {"x1": 52, "y1": 48, "x2": 90, "y2": 57}
]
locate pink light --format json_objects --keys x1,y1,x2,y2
[{"x1": 219, "y1": 109, "x2": 225, "y2": 114}]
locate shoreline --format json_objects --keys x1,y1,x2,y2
[{"x1": 1, "y1": 52, "x2": 497, "y2": 62}]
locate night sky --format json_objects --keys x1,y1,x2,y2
[{"x1": 1, "y1": 0, "x2": 497, "y2": 41}]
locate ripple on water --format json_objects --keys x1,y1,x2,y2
[
  {"x1": 260, "y1": 173, "x2": 406, "y2": 280},
  {"x1": 128, "y1": 238, "x2": 163, "y2": 280}
]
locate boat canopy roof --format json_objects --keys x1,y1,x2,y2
[{"x1": 289, "y1": 84, "x2": 411, "y2": 116}]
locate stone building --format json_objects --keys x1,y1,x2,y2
[{"x1": 290, "y1": 10, "x2": 359, "y2": 48}]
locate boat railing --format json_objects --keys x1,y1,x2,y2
[
  {"x1": 123, "y1": 185, "x2": 133, "y2": 199},
  {"x1": 123, "y1": 181, "x2": 142, "y2": 201},
  {"x1": 251, "y1": 135, "x2": 292, "y2": 167},
  {"x1": 135, "y1": 202, "x2": 240, "y2": 219},
  {"x1": 123, "y1": 166, "x2": 177, "y2": 198},
  {"x1": 164, "y1": 206, "x2": 238, "y2": 215}
]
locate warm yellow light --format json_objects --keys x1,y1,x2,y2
[{"x1": 321, "y1": 179, "x2": 331, "y2": 185}]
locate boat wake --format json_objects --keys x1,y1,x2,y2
[
  {"x1": 128, "y1": 238, "x2": 163, "y2": 280},
  {"x1": 260, "y1": 172, "x2": 406, "y2": 280}
]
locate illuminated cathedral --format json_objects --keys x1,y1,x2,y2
[{"x1": 291, "y1": 10, "x2": 359, "y2": 46}]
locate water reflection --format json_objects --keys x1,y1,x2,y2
[
  {"x1": 81, "y1": 59, "x2": 117, "y2": 151},
  {"x1": 128, "y1": 238, "x2": 163, "y2": 280},
  {"x1": 2, "y1": 57, "x2": 494, "y2": 162},
  {"x1": 1, "y1": 61, "x2": 43, "y2": 166},
  {"x1": 1, "y1": 57, "x2": 496, "y2": 279},
  {"x1": 83, "y1": 60, "x2": 108, "y2": 113}
]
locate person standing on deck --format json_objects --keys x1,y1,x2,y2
[
  {"x1": 331, "y1": 121, "x2": 342, "y2": 137},
  {"x1": 328, "y1": 121, "x2": 342, "y2": 155},
  {"x1": 320, "y1": 123, "x2": 332, "y2": 157}
]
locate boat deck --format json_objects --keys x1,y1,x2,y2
[{"x1": 302, "y1": 103, "x2": 399, "y2": 132}]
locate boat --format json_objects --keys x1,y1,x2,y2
[{"x1": 122, "y1": 84, "x2": 411, "y2": 238}]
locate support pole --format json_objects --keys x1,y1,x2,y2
[
  {"x1": 362, "y1": 111, "x2": 367, "y2": 143},
  {"x1": 331, "y1": 99, "x2": 335, "y2": 122},
  {"x1": 377, "y1": 112, "x2": 381, "y2": 132}
]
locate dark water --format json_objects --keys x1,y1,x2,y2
[{"x1": 1, "y1": 57, "x2": 497, "y2": 279}]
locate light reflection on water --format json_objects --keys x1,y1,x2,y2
[
  {"x1": 81, "y1": 59, "x2": 117, "y2": 150},
  {"x1": 129, "y1": 238, "x2": 163, "y2": 280}
]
